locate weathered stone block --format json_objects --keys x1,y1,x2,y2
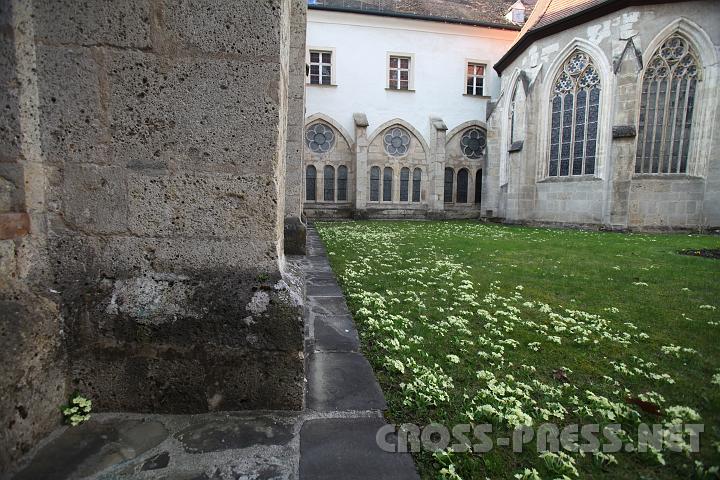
[
  {"x1": 36, "y1": 46, "x2": 108, "y2": 166},
  {"x1": 127, "y1": 171, "x2": 278, "y2": 240},
  {"x1": 62, "y1": 164, "x2": 127, "y2": 234},
  {"x1": 107, "y1": 51, "x2": 283, "y2": 173},
  {"x1": 0, "y1": 28, "x2": 21, "y2": 161},
  {"x1": 0, "y1": 280, "x2": 65, "y2": 472},
  {"x1": 32, "y1": 0, "x2": 151, "y2": 48},
  {"x1": 160, "y1": 0, "x2": 286, "y2": 56}
]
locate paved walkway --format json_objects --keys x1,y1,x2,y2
[{"x1": 5, "y1": 226, "x2": 418, "y2": 480}]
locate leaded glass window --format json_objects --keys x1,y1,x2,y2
[
  {"x1": 306, "y1": 165, "x2": 316, "y2": 201},
  {"x1": 400, "y1": 167, "x2": 410, "y2": 202},
  {"x1": 444, "y1": 167, "x2": 454, "y2": 203},
  {"x1": 337, "y1": 165, "x2": 348, "y2": 201},
  {"x1": 305, "y1": 123, "x2": 335, "y2": 153},
  {"x1": 370, "y1": 166, "x2": 380, "y2": 201},
  {"x1": 475, "y1": 169, "x2": 482, "y2": 205},
  {"x1": 636, "y1": 35, "x2": 699, "y2": 174},
  {"x1": 383, "y1": 167, "x2": 393, "y2": 202},
  {"x1": 384, "y1": 127, "x2": 411, "y2": 156},
  {"x1": 461, "y1": 128, "x2": 486, "y2": 159},
  {"x1": 323, "y1": 165, "x2": 335, "y2": 201},
  {"x1": 549, "y1": 51, "x2": 600, "y2": 177},
  {"x1": 456, "y1": 168, "x2": 469, "y2": 203},
  {"x1": 412, "y1": 168, "x2": 421, "y2": 202}
]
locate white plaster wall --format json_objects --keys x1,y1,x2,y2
[{"x1": 305, "y1": 10, "x2": 518, "y2": 141}]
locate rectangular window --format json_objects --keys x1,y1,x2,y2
[
  {"x1": 389, "y1": 56, "x2": 410, "y2": 90},
  {"x1": 466, "y1": 63, "x2": 485, "y2": 96},
  {"x1": 309, "y1": 50, "x2": 332, "y2": 85}
]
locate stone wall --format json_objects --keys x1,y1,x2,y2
[
  {"x1": 487, "y1": 1, "x2": 720, "y2": 230},
  {"x1": 1, "y1": 0, "x2": 305, "y2": 471}
]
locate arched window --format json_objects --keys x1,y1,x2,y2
[
  {"x1": 549, "y1": 51, "x2": 600, "y2": 177},
  {"x1": 323, "y1": 165, "x2": 335, "y2": 201},
  {"x1": 370, "y1": 166, "x2": 380, "y2": 201},
  {"x1": 383, "y1": 167, "x2": 393, "y2": 202},
  {"x1": 475, "y1": 169, "x2": 482, "y2": 205},
  {"x1": 444, "y1": 167, "x2": 454, "y2": 203},
  {"x1": 636, "y1": 35, "x2": 699, "y2": 174},
  {"x1": 412, "y1": 168, "x2": 422, "y2": 202},
  {"x1": 337, "y1": 165, "x2": 348, "y2": 201},
  {"x1": 456, "y1": 168, "x2": 469, "y2": 203},
  {"x1": 306, "y1": 165, "x2": 316, "y2": 201},
  {"x1": 400, "y1": 167, "x2": 410, "y2": 202}
]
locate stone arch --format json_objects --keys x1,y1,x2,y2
[
  {"x1": 304, "y1": 112, "x2": 354, "y2": 150},
  {"x1": 367, "y1": 118, "x2": 430, "y2": 157},
  {"x1": 446, "y1": 120, "x2": 488, "y2": 144},
  {"x1": 536, "y1": 38, "x2": 614, "y2": 180},
  {"x1": 638, "y1": 18, "x2": 718, "y2": 177}
]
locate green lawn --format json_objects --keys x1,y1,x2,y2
[{"x1": 315, "y1": 220, "x2": 720, "y2": 480}]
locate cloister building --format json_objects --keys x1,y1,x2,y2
[{"x1": 302, "y1": 0, "x2": 720, "y2": 230}]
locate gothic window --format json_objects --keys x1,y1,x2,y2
[
  {"x1": 383, "y1": 167, "x2": 393, "y2": 201},
  {"x1": 370, "y1": 166, "x2": 380, "y2": 201},
  {"x1": 461, "y1": 128, "x2": 486, "y2": 159},
  {"x1": 384, "y1": 127, "x2": 411, "y2": 156},
  {"x1": 549, "y1": 51, "x2": 601, "y2": 177},
  {"x1": 306, "y1": 123, "x2": 335, "y2": 153},
  {"x1": 475, "y1": 169, "x2": 482, "y2": 205},
  {"x1": 412, "y1": 168, "x2": 421, "y2": 202},
  {"x1": 400, "y1": 167, "x2": 410, "y2": 202},
  {"x1": 456, "y1": 168, "x2": 469, "y2": 203},
  {"x1": 636, "y1": 35, "x2": 700, "y2": 174},
  {"x1": 306, "y1": 165, "x2": 316, "y2": 201},
  {"x1": 323, "y1": 165, "x2": 335, "y2": 201},
  {"x1": 444, "y1": 167, "x2": 454, "y2": 203},
  {"x1": 337, "y1": 165, "x2": 348, "y2": 201}
]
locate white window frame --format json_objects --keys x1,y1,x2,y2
[
  {"x1": 386, "y1": 52, "x2": 415, "y2": 91},
  {"x1": 465, "y1": 60, "x2": 487, "y2": 96},
  {"x1": 307, "y1": 47, "x2": 336, "y2": 86}
]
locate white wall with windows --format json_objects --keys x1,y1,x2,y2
[{"x1": 305, "y1": 9, "x2": 518, "y2": 140}]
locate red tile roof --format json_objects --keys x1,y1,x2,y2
[{"x1": 309, "y1": 0, "x2": 530, "y2": 29}]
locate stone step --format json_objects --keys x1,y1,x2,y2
[
  {"x1": 299, "y1": 417, "x2": 419, "y2": 480},
  {"x1": 306, "y1": 352, "x2": 386, "y2": 411}
]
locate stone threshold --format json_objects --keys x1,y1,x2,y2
[{"x1": 6, "y1": 226, "x2": 418, "y2": 480}]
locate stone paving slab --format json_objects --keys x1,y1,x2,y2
[
  {"x1": 313, "y1": 315, "x2": 360, "y2": 352},
  {"x1": 299, "y1": 417, "x2": 419, "y2": 480},
  {"x1": 306, "y1": 296, "x2": 350, "y2": 316},
  {"x1": 306, "y1": 352, "x2": 386, "y2": 411}
]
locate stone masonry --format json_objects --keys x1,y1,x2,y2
[{"x1": 1, "y1": 0, "x2": 307, "y2": 473}]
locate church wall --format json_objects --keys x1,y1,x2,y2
[
  {"x1": 489, "y1": 1, "x2": 720, "y2": 230},
  {"x1": 2, "y1": 2, "x2": 305, "y2": 469}
]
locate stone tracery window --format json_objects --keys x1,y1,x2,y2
[
  {"x1": 323, "y1": 165, "x2": 335, "y2": 201},
  {"x1": 370, "y1": 166, "x2": 380, "y2": 201},
  {"x1": 412, "y1": 168, "x2": 421, "y2": 202},
  {"x1": 549, "y1": 51, "x2": 601, "y2": 177},
  {"x1": 305, "y1": 122, "x2": 335, "y2": 154},
  {"x1": 383, "y1": 127, "x2": 411, "y2": 156},
  {"x1": 456, "y1": 168, "x2": 469, "y2": 203},
  {"x1": 400, "y1": 167, "x2": 410, "y2": 202},
  {"x1": 461, "y1": 128, "x2": 486, "y2": 159},
  {"x1": 305, "y1": 165, "x2": 316, "y2": 201},
  {"x1": 636, "y1": 35, "x2": 700, "y2": 174},
  {"x1": 337, "y1": 165, "x2": 348, "y2": 201}
]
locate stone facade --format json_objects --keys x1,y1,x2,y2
[
  {"x1": 1, "y1": 0, "x2": 306, "y2": 472},
  {"x1": 488, "y1": 1, "x2": 720, "y2": 230},
  {"x1": 303, "y1": 115, "x2": 489, "y2": 219}
]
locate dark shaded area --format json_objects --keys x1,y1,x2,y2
[{"x1": 678, "y1": 248, "x2": 720, "y2": 259}]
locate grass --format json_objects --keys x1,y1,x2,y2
[{"x1": 315, "y1": 220, "x2": 720, "y2": 480}]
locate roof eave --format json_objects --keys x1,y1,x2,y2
[
  {"x1": 494, "y1": 0, "x2": 681, "y2": 74},
  {"x1": 308, "y1": 4, "x2": 522, "y2": 31}
]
